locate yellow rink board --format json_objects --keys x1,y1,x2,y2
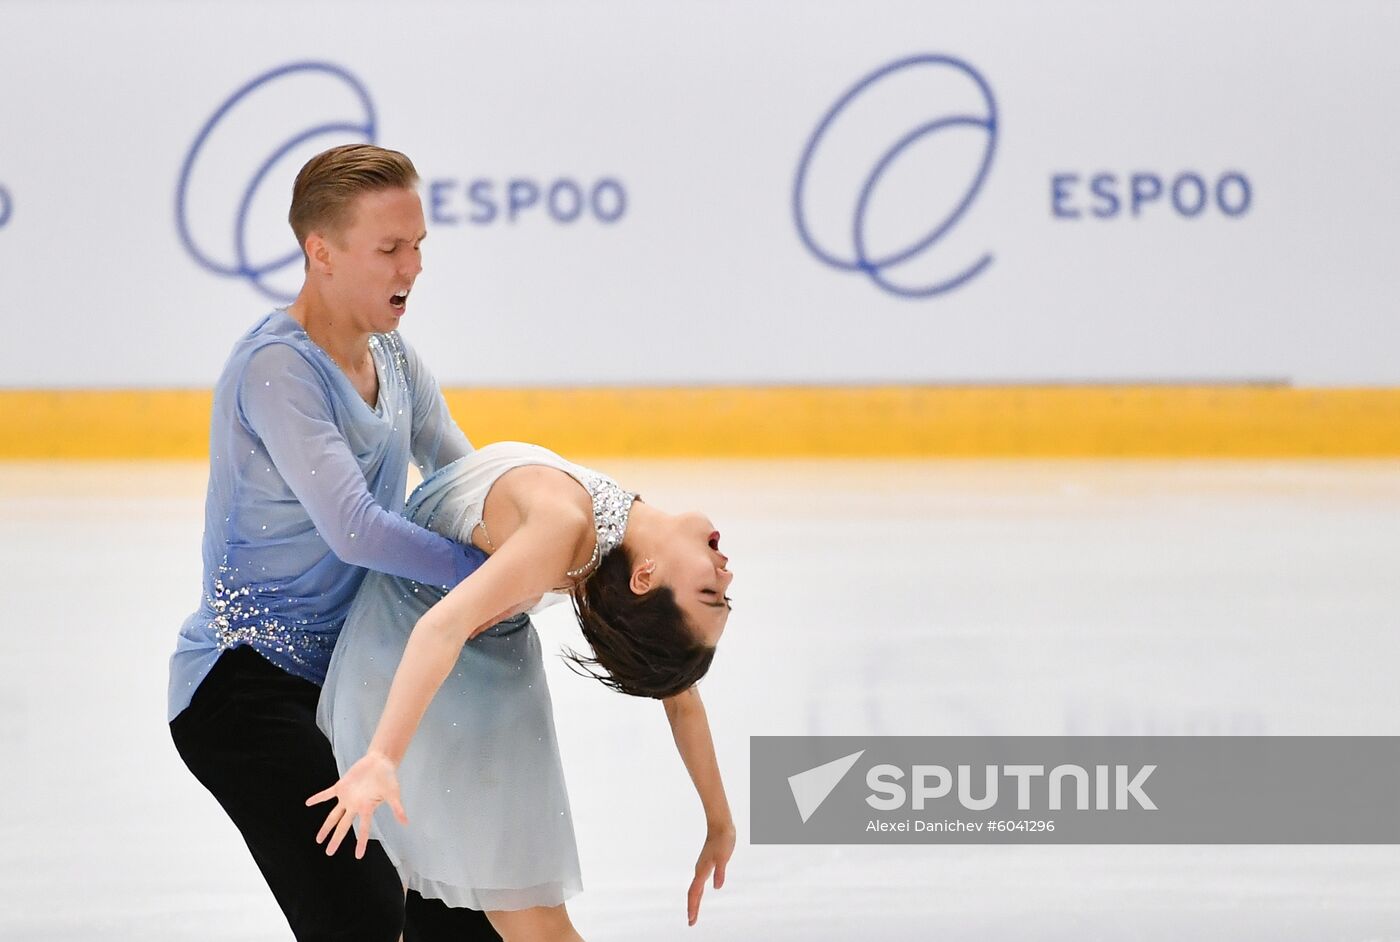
[{"x1": 2, "y1": 386, "x2": 1399, "y2": 459}]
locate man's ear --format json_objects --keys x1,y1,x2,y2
[{"x1": 305, "y1": 231, "x2": 333, "y2": 276}]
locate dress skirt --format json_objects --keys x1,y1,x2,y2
[{"x1": 318, "y1": 457, "x2": 582, "y2": 911}]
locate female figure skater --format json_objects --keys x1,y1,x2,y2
[{"x1": 309, "y1": 441, "x2": 736, "y2": 941}]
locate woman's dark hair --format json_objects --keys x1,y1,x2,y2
[{"x1": 566, "y1": 544, "x2": 716, "y2": 699}]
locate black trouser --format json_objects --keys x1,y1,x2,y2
[{"x1": 171, "y1": 645, "x2": 502, "y2": 942}]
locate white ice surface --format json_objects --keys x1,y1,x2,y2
[{"x1": 1, "y1": 458, "x2": 1398, "y2": 940}]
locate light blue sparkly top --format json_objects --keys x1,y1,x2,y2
[{"x1": 167, "y1": 310, "x2": 478, "y2": 722}]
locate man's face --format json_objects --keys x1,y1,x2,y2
[{"x1": 318, "y1": 187, "x2": 426, "y2": 334}]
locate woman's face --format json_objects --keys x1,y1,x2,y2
[{"x1": 650, "y1": 511, "x2": 733, "y2": 646}]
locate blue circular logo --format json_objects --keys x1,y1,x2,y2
[
  {"x1": 0, "y1": 183, "x2": 12, "y2": 229},
  {"x1": 794, "y1": 54, "x2": 998, "y2": 299},
  {"x1": 175, "y1": 61, "x2": 377, "y2": 302}
]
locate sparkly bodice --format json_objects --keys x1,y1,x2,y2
[
  {"x1": 563, "y1": 472, "x2": 636, "y2": 579},
  {"x1": 415, "y1": 442, "x2": 635, "y2": 599}
]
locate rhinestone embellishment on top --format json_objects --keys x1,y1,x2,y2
[
  {"x1": 566, "y1": 475, "x2": 637, "y2": 581},
  {"x1": 207, "y1": 557, "x2": 330, "y2": 666}
]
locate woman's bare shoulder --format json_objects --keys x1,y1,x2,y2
[{"x1": 527, "y1": 492, "x2": 592, "y2": 537}]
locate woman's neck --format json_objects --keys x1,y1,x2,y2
[{"x1": 620, "y1": 499, "x2": 662, "y2": 556}]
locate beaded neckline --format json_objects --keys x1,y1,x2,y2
[{"x1": 566, "y1": 474, "x2": 637, "y2": 580}]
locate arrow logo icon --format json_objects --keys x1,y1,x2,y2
[{"x1": 787, "y1": 750, "x2": 865, "y2": 823}]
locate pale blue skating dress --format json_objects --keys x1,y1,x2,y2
[{"x1": 318, "y1": 442, "x2": 636, "y2": 912}]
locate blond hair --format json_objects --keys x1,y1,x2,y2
[{"x1": 289, "y1": 144, "x2": 419, "y2": 262}]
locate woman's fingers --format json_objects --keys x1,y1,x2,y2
[
  {"x1": 326, "y1": 805, "x2": 356, "y2": 856},
  {"x1": 307, "y1": 762, "x2": 401, "y2": 855},
  {"x1": 316, "y1": 804, "x2": 343, "y2": 845},
  {"x1": 355, "y1": 810, "x2": 373, "y2": 860},
  {"x1": 687, "y1": 866, "x2": 710, "y2": 925},
  {"x1": 689, "y1": 839, "x2": 730, "y2": 923}
]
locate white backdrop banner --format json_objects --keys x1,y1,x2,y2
[{"x1": 0, "y1": 0, "x2": 1396, "y2": 387}]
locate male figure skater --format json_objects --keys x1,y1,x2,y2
[{"x1": 168, "y1": 143, "x2": 502, "y2": 942}]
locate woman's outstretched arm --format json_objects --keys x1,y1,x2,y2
[
  {"x1": 306, "y1": 510, "x2": 579, "y2": 858},
  {"x1": 663, "y1": 687, "x2": 735, "y2": 925}
]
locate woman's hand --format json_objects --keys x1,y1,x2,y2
[
  {"x1": 686, "y1": 820, "x2": 735, "y2": 926},
  {"x1": 305, "y1": 751, "x2": 408, "y2": 859}
]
